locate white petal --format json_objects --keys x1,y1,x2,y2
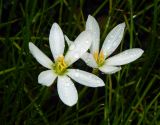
[
  {"x1": 81, "y1": 52, "x2": 98, "y2": 68},
  {"x1": 64, "y1": 35, "x2": 73, "y2": 46},
  {"x1": 67, "y1": 69, "x2": 105, "y2": 87},
  {"x1": 65, "y1": 31, "x2": 92, "y2": 66},
  {"x1": 29, "y1": 42, "x2": 53, "y2": 69},
  {"x1": 101, "y1": 23, "x2": 125, "y2": 59},
  {"x1": 38, "y1": 70, "x2": 57, "y2": 86},
  {"x1": 49, "y1": 23, "x2": 65, "y2": 60},
  {"x1": 57, "y1": 76, "x2": 78, "y2": 106},
  {"x1": 86, "y1": 15, "x2": 100, "y2": 54},
  {"x1": 106, "y1": 48, "x2": 144, "y2": 66},
  {"x1": 99, "y1": 64, "x2": 121, "y2": 74}
]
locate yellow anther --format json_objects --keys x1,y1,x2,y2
[
  {"x1": 93, "y1": 51, "x2": 105, "y2": 66},
  {"x1": 93, "y1": 51, "x2": 99, "y2": 63},
  {"x1": 54, "y1": 55, "x2": 68, "y2": 75},
  {"x1": 99, "y1": 51, "x2": 105, "y2": 65}
]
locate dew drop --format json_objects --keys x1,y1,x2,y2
[
  {"x1": 75, "y1": 69, "x2": 79, "y2": 72},
  {"x1": 69, "y1": 43, "x2": 75, "y2": 50},
  {"x1": 85, "y1": 40, "x2": 89, "y2": 44},
  {"x1": 65, "y1": 82, "x2": 70, "y2": 87},
  {"x1": 79, "y1": 49, "x2": 84, "y2": 53},
  {"x1": 96, "y1": 80, "x2": 101, "y2": 84},
  {"x1": 89, "y1": 75, "x2": 93, "y2": 79},
  {"x1": 75, "y1": 73, "x2": 79, "y2": 77},
  {"x1": 75, "y1": 69, "x2": 79, "y2": 77},
  {"x1": 110, "y1": 35, "x2": 114, "y2": 38},
  {"x1": 107, "y1": 40, "x2": 111, "y2": 42},
  {"x1": 54, "y1": 54, "x2": 58, "y2": 59},
  {"x1": 113, "y1": 41, "x2": 117, "y2": 46},
  {"x1": 106, "y1": 44, "x2": 111, "y2": 50},
  {"x1": 86, "y1": 59, "x2": 90, "y2": 63},
  {"x1": 124, "y1": 51, "x2": 129, "y2": 55},
  {"x1": 74, "y1": 53, "x2": 79, "y2": 58}
]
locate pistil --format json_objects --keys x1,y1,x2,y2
[
  {"x1": 93, "y1": 51, "x2": 105, "y2": 67},
  {"x1": 53, "y1": 55, "x2": 68, "y2": 75}
]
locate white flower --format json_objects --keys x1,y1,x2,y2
[
  {"x1": 29, "y1": 23, "x2": 104, "y2": 106},
  {"x1": 77, "y1": 15, "x2": 143, "y2": 74}
]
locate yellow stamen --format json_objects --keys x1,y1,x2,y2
[
  {"x1": 93, "y1": 51, "x2": 99, "y2": 63},
  {"x1": 53, "y1": 55, "x2": 68, "y2": 75},
  {"x1": 93, "y1": 51, "x2": 105, "y2": 66},
  {"x1": 99, "y1": 51, "x2": 105, "y2": 66}
]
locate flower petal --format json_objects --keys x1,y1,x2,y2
[
  {"x1": 101, "y1": 23, "x2": 125, "y2": 59},
  {"x1": 38, "y1": 70, "x2": 57, "y2": 86},
  {"x1": 29, "y1": 42, "x2": 53, "y2": 69},
  {"x1": 65, "y1": 31, "x2": 92, "y2": 66},
  {"x1": 49, "y1": 23, "x2": 65, "y2": 60},
  {"x1": 64, "y1": 35, "x2": 73, "y2": 46},
  {"x1": 86, "y1": 15, "x2": 100, "y2": 54},
  {"x1": 57, "y1": 75, "x2": 78, "y2": 106},
  {"x1": 99, "y1": 64, "x2": 121, "y2": 74},
  {"x1": 106, "y1": 48, "x2": 144, "y2": 66},
  {"x1": 67, "y1": 69, "x2": 105, "y2": 87},
  {"x1": 81, "y1": 52, "x2": 98, "y2": 68}
]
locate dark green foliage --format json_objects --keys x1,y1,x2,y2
[{"x1": 0, "y1": 0, "x2": 160, "y2": 124}]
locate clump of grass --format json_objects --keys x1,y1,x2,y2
[{"x1": 0, "y1": 0, "x2": 160, "y2": 124}]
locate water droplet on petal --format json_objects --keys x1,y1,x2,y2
[
  {"x1": 124, "y1": 51, "x2": 128, "y2": 55},
  {"x1": 74, "y1": 53, "x2": 79, "y2": 59},
  {"x1": 74, "y1": 69, "x2": 80, "y2": 77},
  {"x1": 86, "y1": 59, "x2": 90, "y2": 63},
  {"x1": 88, "y1": 75, "x2": 93, "y2": 79},
  {"x1": 69, "y1": 43, "x2": 75, "y2": 50},
  {"x1": 103, "y1": 52, "x2": 107, "y2": 56},
  {"x1": 113, "y1": 42, "x2": 117, "y2": 46},
  {"x1": 54, "y1": 54, "x2": 58, "y2": 59},
  {"x1": 96, "y1": 80, "x2": 101, "y2": 84},
  {"x1": 107, "y1": 40, "x2": 111, "y2": 42},
  {"x1": 75, "y1": 73, "x2": 79, "y2": 77},
  {"x1": 106, "y1": 46, "x2": 110, "y2": 50},
  {"x1": 85, "y1": 40, "x2": 89, "y2": 44},
  {"x1": 110, "y1": 35, "x2": 114, "y2": 38},
  {"x1": 80, "y1": 49, "x2": 85, "y2": 53},
  {"x1": 65, "y1": 82, "x2": 70, "y2": 87}
]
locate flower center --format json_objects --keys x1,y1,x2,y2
[
  {"x1": 93, "y1": 51, "x2": 105, "y2": 67},
  {"x1": 53, "y1": 55, "x2": 68, "y2": 75}
]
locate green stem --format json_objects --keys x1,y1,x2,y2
[
  {"x1": 76, "y1": 102, "x2": 79, "y2": 125},
  {"x1": 109, "y1": 76, "x2": 112, "y2": 110},
  {"x1": 92, "y1": 68, "x2": 99, "y2": 75},
  {"x1": 104, "y1": 76, "x2": 110, "y2": 124},
  {"x1": 129, "y1": 0, "x2": 133, "y2": 48},
  {"x1": 0, "y1": 67, "x2": 17, "y2": 75}
]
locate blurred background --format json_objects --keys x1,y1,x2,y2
[{"x1": 0, "y1": 0, "x2": 160, "y2": 124}]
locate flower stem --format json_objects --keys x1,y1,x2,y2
[
  {"x1": 76, "y1": 102, "x2": 79, "y2": 125},
  {"x1": 92, "y1": 68, "x2": 99, "y2": 75},
  {"x1": 104, "y1": 76, "x2": 110, "y2": 124},
  {"x1": 109, "y1": 76, "x2": 112, "y2": 110}
]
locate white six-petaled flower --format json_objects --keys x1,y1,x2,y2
[
  {"x1": 79, "y1": 15, "x2": 144, "y2": 74},
  {"x1": 29, "y1": 23, "x2": 104, "y2": 106}
]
